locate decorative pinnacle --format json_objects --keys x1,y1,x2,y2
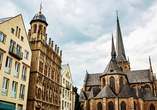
[{"x1": 116, "y1": 10, "x2": 118, "y2": 17}]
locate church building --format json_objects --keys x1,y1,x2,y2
[{"x1": 79, "y1": 15, "x2": 157, "y2": 110}]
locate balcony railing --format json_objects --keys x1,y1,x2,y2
[
  {"x1": 9, "y1": 46, "x2": 23, "y2": 60},
  {"x1": 66, "y1": 84, "x2": 70, "y2": 90},
  {"x1": 19, "y1": 94, "x2": 24, "y2": 100}
]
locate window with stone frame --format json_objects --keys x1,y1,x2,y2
[
  {"x1": 110, "y1": 77, "x2": 115, "y2": 93},
  {"x1": 44, "y1": 65, "x2": 47, "y2": 76},
  {"x1": 121, "y1": 101, "x2": 126, "y2": 110},
  {"x1": 55, "y1": 72, "x2": 56, "y2": 81},
  {"x1": 39, "y1": 61, "x2": 43, "y2": 73},
  {"x1": 103, "y1": 78, "x2": 105, "y2": 87},
  {"x1": 97, "y1": 102, "x2": 102, "y2": 110},
  {"x1": 57, "y1": 74, "x2": 59, "y2": 83},
  {"x1": 150, "y1": 103, "x2": 155, "y2": 110},
  {"x1": 119, "y1": 77, "x2": 123, "y2": 92},
  {"x1": 134, "y1": 102, "x2": 136, "y2": 110},
  {"x1": 108, "y1": 101, "x2": 114, "y2": 110},
  {"x1": 51, "y1": 70, "x2": 54, "y2": 80},
  {"x1": 48, "y1": 68, "x2": 50, "y2": 77}
]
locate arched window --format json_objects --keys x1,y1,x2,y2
[
  {"x1": 110, "y1": 77, "x2": 115, "y2": 93},
  {"x1": 144, "y1": 84, "x2": 151, "y2": 89},
  {"x1": 121, "y1": 101, "x2": 126, "y2": 110},
  {"x1": 97, "y1": 102, "x2": 102, "y2": 110},
  {"x1": 44, "y1": 27, "x2": 46, "y2": 34},
  {"x1": 108, "y1": 101, "x2": 114, "y2": 110},
  {"x1": 120, "y1": 67, "x2": 123, "y2": 71},
  {"x1": 33, "y1": 25, "x2": 37, "y2": 33},
  {"x1": 150, "y1": 103, "x2": 155, "y2": 110},
  {"x1": 119, "y1": 77, "x2": 123, "y2": 92},
  {"x1": 103, "y1": 78, "x2": 105, "y2": 87},
  {"x1": 38, "y1": 25, "x2": 43, "y2": 33},
  {"x1": 134, "y1": 102, "x2": 136, "y2": 110}
]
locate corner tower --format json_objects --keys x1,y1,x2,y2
[{"x1": 116, "y1": 13, "x2": 130, "y2": 71}]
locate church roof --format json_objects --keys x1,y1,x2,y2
[
  {"x1": 101, "y1": 59, "x2": 124, "y2": 76},
  {"x1": 124, "y1": 69, "x2": 152, "y2": 83},
  {"x1": 95, "y1": 85, "x2": 116, "y2": 99},
  {"x1": 118, "y1": 84, "x2": 137, "y2": 98},
  {"x1": 142, "y1": 88, "x2": 157, "y2": 101},
  {"x1": 86, "y1": 73, "x2": 101, "y2": 86},
  {"x1": 79, "y1": 91, "x2": 87, "y2": 102},
  {"x1": 88, "y1": 87, "x2": 101, "y2": 99},
  {"x1": 61, "y1": 64, "x2": 67, "y2": 76}
]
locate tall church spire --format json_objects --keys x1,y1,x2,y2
[
  {"x1": 116, "y1": 12, "x2": 126, "y2": 61},
  {"x1": 111, "y1": 32, "x2": 116, "y2": 60}
]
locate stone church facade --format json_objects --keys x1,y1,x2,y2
[
  {"x1": 79, "y1": 15, "x2": 157, "y2": 110},
  {"x1": 27, "y1": 10, "x2": 62, "y2": 110}
]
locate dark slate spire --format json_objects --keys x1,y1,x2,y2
[
  {"x1": 111, "y1": 32, "x2": 116, "y2": 60},
  {"x1": 116, "y1": 12, "x2": 126, "y2": 61}
]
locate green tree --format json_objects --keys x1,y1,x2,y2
[{"x1": 73, "y1": 86, "x2": 83, "y2": 110}]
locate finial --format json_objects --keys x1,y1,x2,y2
[
  {"x1": 111, "y1": 31, "x2": 113, "y2": 36},
  {"x1": 39, "y1": 2, "x2": 43, "y2": 13}
]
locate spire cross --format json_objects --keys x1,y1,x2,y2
[
  {"x1": 40, "y1": 3, "x2": 43, "y2": 11},
  {"x1": 116, "y1": 10, "x2": 118, "y2": 16}
]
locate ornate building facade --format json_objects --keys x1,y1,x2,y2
[
  {"x1": 27, "y1": 10, "x2": 62, "y2": 110},
  {"x1": 79, "y1": 15, "x2": 157, "y2": 110},
  {"x1": 61, "y1": 64, "x2": 75, "y2": 110}
]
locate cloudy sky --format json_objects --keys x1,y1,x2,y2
[{"x1": 1, "y1": 0, "x2": 157, "y2": 93}]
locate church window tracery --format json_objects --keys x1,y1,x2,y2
[
  {"x1": 108, "y1": 101, "x2": 114, "y2": 110},
  {"x1": 110, "y1": 77, "x2": 115, "y2": 93},
  {"x1": 97, "y1": 102, "x2": 102, "y2": 110}
]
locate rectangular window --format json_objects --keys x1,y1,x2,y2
[
  {"x1": 18, "y1": 28, "x2": 21, "y2": 38},
  {"x1": 1, "y1": 78, "x2": 8, "y2": 95},
  {"x1": 21, "y1": 36, "x2": 23, "y2": 41},
  {"x1": 51, "y1": 70, "x2": 54, "y2": 80},
  {"x1": 0, "y1": 53, "x2": 2, "y2": 69},
  {"x1": 15, "y1": 26, "x2": 18, "y2": 36},
  {"x1": 17, "y1": 104, "x2": 23, "y2": 110},
  {"x1": 21, "y1": 66, "x2": 26, "y2": 81},
  {"x1": 16, "y1": 45, "x2": 21, "y2": 56},
  {"x1": 14, "y1": 62, "x2": 19, "y2": 77},
  {"x1": 0, "y1": 32, "x2": 6, "y2": 43},
  {"x1": 44, "y1": 65, "x2": 47, "y2": 76},
  {"x1": 70, "y1": 103, "x2": 71, "y2": 110},
  {"x1": 19, "y1": 85, "x2": 24, "y2": 100},
  {"x1": 65, "y1": 90, "x2": 66, "y2": 99},
  {"x1": 9, "y1": 40, "x2": 15, "y2": 52},
  {"x1": 70, "y1": 93, "x2": 71, "y2": 101},
  {"x1": 57, "y1": 74, "x2": 59, "y2": 83},
  {"x1": 67, "y1": 103, "x2": 69, "y2": 108},
  {"x1": 39, "y1": 61, "x2": 43, "y2": 73},
  {"x1": 24, "y1": 51, "x2": 28, "y2": 59},
  {"x1": 11, "y1": 28, "x2": 14, "y2": 34},
  {"x1": 65, "y1": 102, "x2": 66, "y2": 107},
  {"x1": 67, "y1": 92, "x2": 69, "y2": 100},
  {"x1": 63, "y1": 78, "x2": 65, "y2": 84},
  {"x1": 48, "y1": 68, "x2": 50, "y2": 77},
  {"x1": 11, "y1": 81, "x2": 17, "y2": 98},
  {"x1": 62, "y1": 101, "x2": 64, "y2": 109},
  {"x1": 5, "y1": 57, "x2": 12, "y2": 73}
]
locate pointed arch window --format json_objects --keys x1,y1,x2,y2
[
  {"x1": 134, "y1": 102, "x2": 136, "y2": 110},
  {"x1": 150, "y1": 103, "x2": 155, "y2": 110},
  {"x1": 33, "y1": 25, "x2": 37, "y2": 33},
  {"x1": 121, "y1": 101, "x2": 126, "y2": 110},
  {"x1": 144, "y1": 84, "x2": 151, "y2": 89},
  {"x1": 108, "y1": 101, "x2": 114, "y2": 110},
  {"x1": 110, "y1": 77, "x2": 115, "y2": 93},
  {"x1": 119, "y1": 77, "x2": 123, "y2": 92},
  {"x1": 103, "y1": 78, "x2": 105, "y2": 87},
  {"x1": 97, "y1": 102, "x2": 102, "y2": 110}
]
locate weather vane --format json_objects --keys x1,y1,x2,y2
[{"x1": 40, "y1": 2, "x2": 43, "y2": 11}]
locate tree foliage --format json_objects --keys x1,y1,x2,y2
[{"x1": 73, "y1": 86, "x2": 83, "y2": 110}]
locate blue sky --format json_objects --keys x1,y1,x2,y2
[{"x1": 1, "y1": 0, "x2": 157, "y2": 92}]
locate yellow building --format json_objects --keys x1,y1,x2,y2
[
  {"x1": 61, "y1": 64, "x2": 75, "y2": 110},
  {"x1": 27, "y1": 10, "x2": 62, "y2": 110},
  {"x1": 0, "y1": 14, "x2": 32, "y2": 110}
]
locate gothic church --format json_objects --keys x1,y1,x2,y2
[{"x1": 79, "y1": 15, "x2": 157, "y2": 110}]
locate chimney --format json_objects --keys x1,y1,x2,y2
[
  {"x1": 55, "y1": 45, "x2": 57, "y2": 53},
  {"x1": 51, "y1": 40, "x2": 53, "y2": 49},
  {"x1": 49, "y1": 38, "x2": 51, "y2": 47}
]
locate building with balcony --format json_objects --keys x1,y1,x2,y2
[
  {"x1": 0, "y1": 14, "x2": 32, "y2": 110},
  {"x1": 61, "y1": 64, "x2": 75, "y2": 110},
  {"x1": 27, "y1": 10, "x2": 62, "y2": 110}
]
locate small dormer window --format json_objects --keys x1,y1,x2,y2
[{"x1": 110, "y1": 69, "x2": 113, "y2": 72}]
